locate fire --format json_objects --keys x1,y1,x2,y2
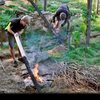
[{"x1": 33, "y1": 63, "x2": 43, "y2": 83}]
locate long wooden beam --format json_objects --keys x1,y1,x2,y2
[{"x1": 27, "y1": 0, "x2": 57, "y2": 36}]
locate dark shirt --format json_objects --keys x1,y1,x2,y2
[
  {"x1": 53, "y1": 5, "x2": 70, "y2": 26},
  {"x1": 10, "y1": 18, "x2": 25, "y2": 33}
]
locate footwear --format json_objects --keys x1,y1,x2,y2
[{"x1": 13, "y1": 60, "x2": 18, "y2": 68}]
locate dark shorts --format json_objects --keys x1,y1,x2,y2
[{"x1": 6, "y1": 32, "x2": 15, "y2": 48}]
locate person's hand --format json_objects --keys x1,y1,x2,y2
[
  {"x1": 14, "y1": 33, "x2": 19, "y2": 37},
  {"x1": 55, "y1": 28, "x2": 60, "y2": 34}
]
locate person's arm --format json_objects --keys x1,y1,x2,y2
[
  {"x1": 19, "y1": 29, "x2": 24, "y2": 35},
  {"x1": 7, "y1": 22, "x2": 15, "y2": 35},
  {"x1": 61, "y1": 19, "x2": 67, "y2": 27},
  {"x1": 52, "y1": 14, "x2": 56, "y2": 23},
  {"x1": 52, "y1": 10, "x2": 59, "y2": 23}
]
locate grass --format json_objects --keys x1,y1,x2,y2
[
  {"x1": 92, "y1": 15, "x2": 100, "y2": 31},
  {"x1": 51, "y1": 42, "x2": 100, "y2": 66}
]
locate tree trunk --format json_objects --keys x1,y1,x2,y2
[
  {"x1": 86, "y1": 0, "x2": 92, "y2": 47},
  {"x1": 44, "y1": 0, "x2": 47, "y2": 11},
  {"x1": 96, "y1": 0, "x2": 100, "y2": 14}
]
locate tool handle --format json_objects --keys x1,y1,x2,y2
[{"x1": 14, "y1": 33, "x2": 26, "y2": 57}]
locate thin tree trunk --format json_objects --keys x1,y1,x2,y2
[
  {"x1": 96, "y1": 0, "x2": 100, "y2": 14},
  {"x1": 86, "y1": 0, "x2": 92, "y2": 47},
  {"x1": 44, "y1": 0, "x2": 47, "y2": 11}
]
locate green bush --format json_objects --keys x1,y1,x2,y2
[
  {"x1": 47, "y1": 3, "x2": 59, "y2": 12},
  {"x1": 70, "y1": 8, "x2": 82, "y2": 16},
  {"x1": 80, "y1": 22, "x2": 87, "y2": 33},
  {"x1": 71, "y1": 31, "x2": 81, "y2": 47},
  {"x1": 71, "y1": 17, "x2": 85, "y2": 32},
  {"x1": 0, "y1": 14, "x2": 11, "y2": 29},
  {"x1": 50, "y1": 41, "x2": 100, "y2": 66},
  {"x1": 0, "y1": 5, "x2": 19, "y2": 30}
]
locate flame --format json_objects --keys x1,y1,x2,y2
[{"x1": 33, "y1": 63, "x2": 43, "y2": 83}]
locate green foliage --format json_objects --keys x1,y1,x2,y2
[
  {"x1": 4, "y1": 9, "x2": 16, "y2": 16},
  {"x1": 0, "y1": 7, "x2": 4, "y2": 11},
  {"x1": 0, "y1": 5, "x2": 19, "y2": 30},
  {"x1": 20, "y1": 3, "x2": 35, "y2": 12},
  {"x1": 92, "y1": 26, "x2": 100, "y2": 31},
  {"x1": 7, "y1": 5, "x2": 18, "y2": 9},
  {"x1": 0, "y1": 14, "x2": 11, "y2": 29},
  {"x1": 81, "y1": 4, "x2": 87, "y2": 18},
  {"x1": 91, "y1": 11, "x2": 98, "y2": 22},
  {"x1": 38, "y1": 4, "x2": 43, "y2": 11},
  {"x1": 91, "y1": 16, "x2": 100, "y2": 31},
  {"x1": 47, "y1": 2, "x2": 59, "y2": 12},
  {"x1": 71, "y1": 31, "x2": 80, "y2": 47},
  {"x1": 27, "y1": 5, "x2": 35, "y2": 12},
  {"x1": 71, "y1": 17, "x2": 86, "y2": 32},
  {"x1": 51, "y1": 43, "x2": 100, "y2": 66},
  {"x1": 81, "y1": 3, "x2": 97, "y2": 22},
  {"x1": 80, "y1": 22, "x2": 87, "y2": 33},
  {"x1": 70, "y1": 8, "x2": 82, "y2": 16}
]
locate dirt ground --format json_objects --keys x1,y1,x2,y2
[
  {"x1": 0, "y1": 58, "x2": 26, "y2": 93},
  {"x1": 0, "y1": 49, "x2": 100, "y2": 93}
]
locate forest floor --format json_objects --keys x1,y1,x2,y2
[
  {"x1": 0, "y1": 50, "x2": 100, "y2": 93},
  {"x1": 0, "y1": 33, "x2": 100, "y2": 93}
]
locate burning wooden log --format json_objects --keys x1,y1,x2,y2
[
  {"x1": 21, "y1": 52, "x2": 53, "y2": 89},
  {"x1": 14, "y1": 33, "x2": 41, "y2": 93}
]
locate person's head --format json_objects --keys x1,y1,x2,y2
[
  {"x1": 60, "y1": 12, "x2": 66, "y2": 20},
  {"x1": 20, "y1": 15, "x2": 31, "y2": 26}
]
